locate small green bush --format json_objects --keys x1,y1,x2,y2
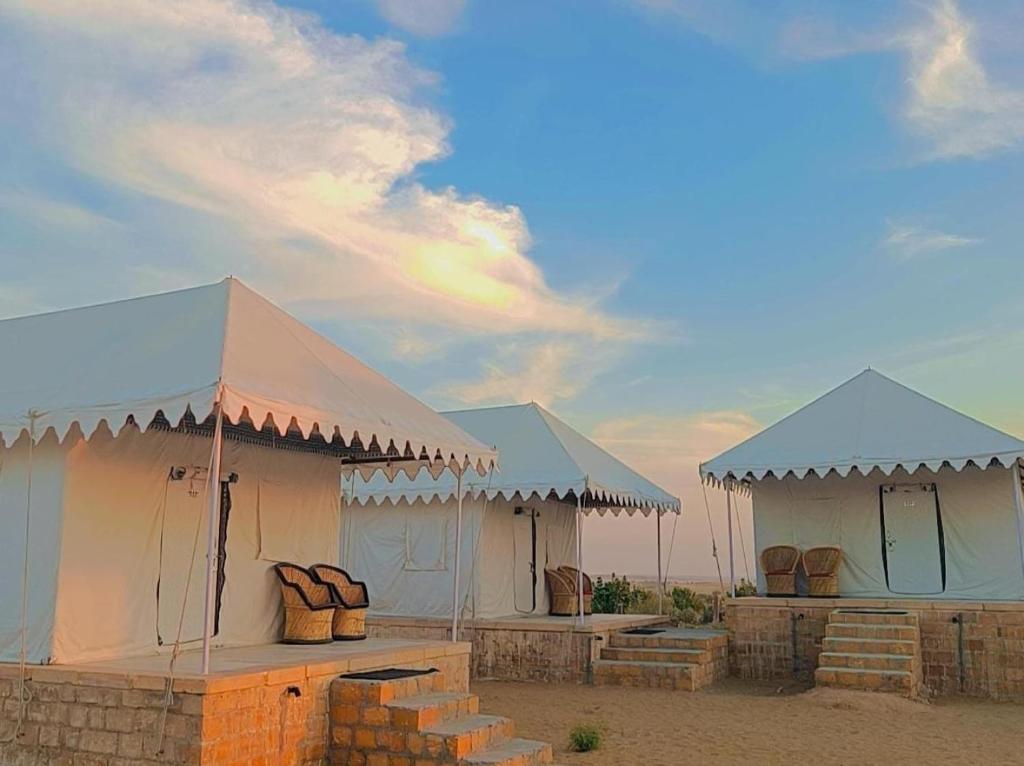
[
  {"x1": 568, "y1": 723, "x2": 603, "y2": 752},
  {"x1": 592, "y1": 574, "x2": 646, "y2": 614},
  {"x1": 734, "y1": 578, "x2": 757, "y2": 597}
]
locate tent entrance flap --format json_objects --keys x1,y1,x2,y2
[
  {"x1": 157, "y1": 469, "x2": 233, "y2": 646},
  {"x1": 157, "y1": 475, "x2": 208, "y2": 645},
  {"x1": 881, "y1": 484, "x2": 945, "y2": 595},
  {"x1": 512, "y1": 507, "x2": 537, "y2": 613}
]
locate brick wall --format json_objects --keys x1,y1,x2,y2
[
  {"x1": 726, "y1": 598, "x2": 1024, "y2": 700},
  {"x1": 366, "y1": 618, "x2": 626, "y2": 683},
  {"x1": 0, "y1": 648, "x2": 469, "y2": 765}
]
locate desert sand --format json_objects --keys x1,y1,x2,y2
[{"x1": 474, "y1": 678, "x2": 1024, "y2": 765}]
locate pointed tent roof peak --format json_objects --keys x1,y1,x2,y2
[
  {"x1": 0, "y1": 279, "x2": 495, "y2": 476},
  {"x1": 701, "y1": 369, "x2": 1024, "y2": 483},
  {"x1": 357, "y1": 402, "x2": 680, "y2": 516}
]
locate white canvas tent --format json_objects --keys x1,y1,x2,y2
[
  {"x1": 0, "y1": 278, "x2": 495, "y2": 667},
  {"x1": 701, "y1": 369, "x2": 1024, "y2": 600},
  {"x1": 344, "y1": 403, "x2": 680, "y2": 624}
]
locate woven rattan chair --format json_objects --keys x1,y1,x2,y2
[
  {"x1": 310, "y1": 564, "x2": 370, "y2": 641},
  {"x1": 545, "y1": 568, "x2": 578, "y2": 616},
  {"x1": 759, "y1": 545, "x2": 801, "y2": 597},
  {"x1": 802, "y1": 546, "x2": 843, "y2": 597},
  {"x1": 272, "y1": 563, "x2": 338, "y2": 644},
  {"x1": 558, "y1": 565, "x2": 594, "y2": 615}
]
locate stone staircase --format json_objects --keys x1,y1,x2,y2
[
  {"x1": 592, "y1": 627, "x2": 728, "y2": 691},
  {"x1": 328, "y1": 668, "x2": 556, "y2": 765},
  {"x1": 814, "y1": 609, "x2": 922, "y2": 698}
]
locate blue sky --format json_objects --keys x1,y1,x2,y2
[{"x1": 1, "y1": 0, "x2": 1023, "y2": 577}]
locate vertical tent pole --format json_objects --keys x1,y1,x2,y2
[
  {"x1": 656, "y1": 510, "x2": 663, "y2": 614},
  {"x1": 451, "y1": 471, "x2": 464, "y2": 642},
  {"x1": 727, "y1": 480, "x2": 735, "y2": 598},
  {"x1": 576, "y1": 491, "x2": 585, "y2": 628},
  {"x1": 1012, "y1": 462, "x2": 1024, "y2": 584},
  {"x1": 201, "y1": 398, "x2": 224, "y2": 675}
]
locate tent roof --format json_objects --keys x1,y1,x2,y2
[
  {"x1": 0, "y1": 278, "x2": 495, "y2": 476},
  {"x1": 700, "y1": 369, "x2": 1024, "y2": 484},
  {"x1": 353, "y1": 402, "x2": 680, "y2": 516}
]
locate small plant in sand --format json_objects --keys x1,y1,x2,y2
[{"x1": 568, "y1": 723, "x2": 603, "y2": 752}]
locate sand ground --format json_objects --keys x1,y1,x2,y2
[{"x1": 474, "y1": 678, "x2": 1024, "y2": 765}]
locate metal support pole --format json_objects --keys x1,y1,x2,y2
[
  {"x1": 576, "y1": 492, "x2": 585, "y2": 627},
  {"x1": 727, "y1": 480, "x2": 735, "y2": 598},
  {"x1": 451, "y1": 472, "x2": 464, "y2": 642},
  {"x1": 201, "y1": 400, "x2": 224, "y2": 675},
  {"x1": 656, "y1": 510, "x2": 663, "y2": 614}
]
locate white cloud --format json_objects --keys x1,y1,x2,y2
[
  {"x1": 0, "y1": 0, "x2": 645, "y2": 343},
  {"x1": 634, "y1": 0, "x2": 1024, "y2": 161},
  {"x1": 883, "y1": 220, "x2": 980, "y2": 259},
  {"x1": 375, "y1": 0, "x2": 467, "y2": 37},
  {"x1": 903, "y1": 0, "x2": 1024, "y2": 159},
  {"x1": 442, "y1": 340, "x2": 593, "y2": 408}
]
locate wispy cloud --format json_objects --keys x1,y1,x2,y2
[
  {"x1": 903, "y1": 0, "x2": 1024, "y2": 159},
  {"x1": 883, "y1": 220, "x2": 980, "y2": 259},
  {"x1": 442, "y1": 340, "x2": 595, "y2": 408},
  {"x1": 634, "y1": 0, "x2": 1024, "y2": 161},
  {"x1": 375, "y1": 0, "x2": 467, "y2": 37},
  {"x1": 0, "y1": 0, "x2": 661, "y2": 406}
]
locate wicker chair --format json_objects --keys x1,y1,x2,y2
[
  {"x1": 558, "y1": 565, "x2": 594, "y2": 615},
  {"x1": 310, "y1": 564, "x2": 370, "y2": 641},
  {"x1": 272, "y1": 563, "x2": 338, "y2": 644},
  {"x1": 545, "y1": 568, "x2": 578, "y2": 616},
  {"x1": 802, "y1": 546, "x2": 843, "y2": 597},
  {"x1": 759, "y1": 545, "x2": 801, "y2": 597}
]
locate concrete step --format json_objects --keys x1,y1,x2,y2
[
  {"x1": 386, "y1": 692, "x2": 479, "y2": 731},
  {"x1": 592, "y1": 659, "x2": 700, "y2": 691},
  {"x1": 607, "y1": 631, "x2": 725, "y2": 652},
  {"x1": 600, "y1": 646, "x2": 710, "y2": 664},
  {"x1": 459, "y1": 737, "x2": 554, "y2": 765},
  {"x1": 826, "y1": 622, "x2": 919, "y2": 641},
  {"x1": 829, "y1": 609, "x2": 919, "y2": 627},
  {"x1": 822, "y1": 636, "x2": 918, "y2": 656},
  {"x1": 815, "y1": 666, "x2": 917, "y2": 695},
  {"x1": 818, "y1": 651, "x2": 917, "y2": 673},
  {"x1": 425, "y1": 714, "x2": 515, "y2": 761}
]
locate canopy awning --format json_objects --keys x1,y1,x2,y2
[
  {"x1": 0, "y1": 278, "x2": 495, "y2": 477},
  {"x1": 701, "y1": 369, "x2": 1024, "y2": 485},
  {"x1": 353, "y1": 402, "x2": 680, "y2": 516}
]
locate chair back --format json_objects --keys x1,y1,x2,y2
[
  {"x1": 310, "y1": 564, "x2": 370, "y2": 608},
  {"x1": 273, "y1": 563, "x2": 334, "y2": 608},
  {"x1": 802, "y1": 546, "x2": 843, "y2": 577},
  {"x1": 558, "y1": 566, "x2": 593, "y2": 594},
  {"x1": 759, "y1": 545, "x2": 801, "y2": 575}
]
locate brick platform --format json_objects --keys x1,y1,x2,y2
[
  {"x1": 366, "y1": 614, "x2": 666, "y2": 684},
  {"x1": 0, "y1": 639, "x2": 470, "y2": 765},
  {"x1": 727, "y1": 597, "x2": 1024, "y2": 700}
]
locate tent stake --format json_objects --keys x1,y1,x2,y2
[
  {"x1": 451, "y1": 471, "x2": 464, "y2": 642},
  {"x1": 201, "y1": 398, "x2": 224, "y2": 675}
]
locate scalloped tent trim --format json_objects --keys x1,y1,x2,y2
[
  {"x1": 699, "y1": 369, "x2": 1024, "y2": 492},
  {"x1": 350, "y1": 402, "x2": 680, "y2": 515},
  {"x1": 351, "y1": 484, "x2": 677, "y2": 517},
  {"x1": 0, "y1": 279, "x2": 495, "y2": 477}
]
